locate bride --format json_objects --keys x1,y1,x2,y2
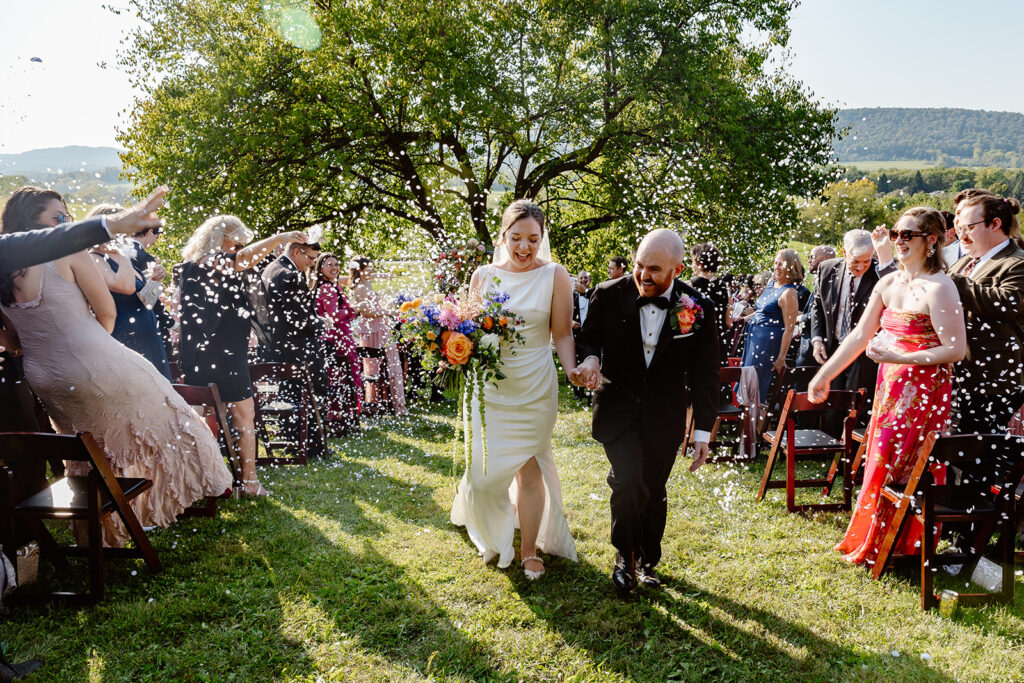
[{"x1": 450, "y1": 199, "x2": 579, "y2": 579}]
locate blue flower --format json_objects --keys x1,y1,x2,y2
[
  {"x1": 485, "y1": 290, "x2": 510, "y2": 305},
  {"x1": 457, "y1": 320, "x2": 479, "y2": 335},
  {"x1": 422, "y1": 304, "x2": 440, "y2": 325}
]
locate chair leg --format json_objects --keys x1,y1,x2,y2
[
  {"x1": 871, "y1": 497, "x2": 916, "y2": 580},
  {"x1": 921, "y1": 492, "x2": 935, "y2": 610},
  {"x1": 87, "y1": 477, "x2": 104, "y2": 603},
  {"x1": 1001, "y1": 500, "x2": 1015, "y2": 604}
]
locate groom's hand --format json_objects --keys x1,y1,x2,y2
[
  {"x1": 689, "y1": 442, "x2": 710, "y2": 472},
  {"x1": 576, "y1": 356, "x2": 601, "y2": 390}
]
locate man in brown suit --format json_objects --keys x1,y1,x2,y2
[{"x1": 948, "y1": 193, "x2": 1024, "y2": 433}]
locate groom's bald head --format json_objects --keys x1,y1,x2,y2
[{"x1": 634, "y1": 229, "x2": 685, "y2": 297}]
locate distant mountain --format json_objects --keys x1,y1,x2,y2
[
  {"x1": 836, "y1": 108, "x2": 1024, "y2": 168},
  {"x1": 0, "y1": 146, "x2": 123, "y2": 175}
]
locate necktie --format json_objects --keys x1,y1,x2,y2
[
  {"x1": 962, "y1": 258, "x2": 980, "y2": 277},
  {"x1": 838, "y1": 274, "x2": 855, "y2": 340},
  {"x1": 637, "y1": 297, "x2": 670, "y2": 310}
]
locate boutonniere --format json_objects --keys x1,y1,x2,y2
[{"x1": 669, "y1": 295, "x2": 703, "y2": 336}]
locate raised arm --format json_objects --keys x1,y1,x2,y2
[
  {"x1": 950, "y1": 260, "x2": 1024, "y2": 321},
  {"x1": 808, "y1": 283, "x2": 886, "y2": 402},
  {"x1": 234, "y1": 231, "x2": 307, "y2": 271}
]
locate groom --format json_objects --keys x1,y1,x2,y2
[{"x1": 573, "y1": 229, "x2": 720, "y2": 593}]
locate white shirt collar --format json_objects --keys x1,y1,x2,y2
[{"x1": 977, "y1": 238, "x2": 1010, "y2": 265}]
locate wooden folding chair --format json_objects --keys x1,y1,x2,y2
[
  {"x1": 172, "y1": 382, "x2": 240, "y2": 516},
  {"x1": 249, "y1": 362, "x2": 326, "y2": 466},
  {"x1": 684, "y1": 366, "x2": 749, "y2": 461},
  {"x1": 754, "y1": 365, "x2": 818, "y2": 459},
  {"x1": 357, "y1": 346, "x2": 393, "y2": 416},
  {"x1": 0, "y1": 432, "x2": 161, "y2": 604},
  {"x1": 756, "y1": 388, "x2": 865, "y2": 512},
  {"x1": 871, "y1": 432, "x2": 1024, "y2": 610}
]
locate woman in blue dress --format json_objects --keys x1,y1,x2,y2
[
  {"x1": 86, "y1": 204, "x2": 172, "y2": 380},
  {"x1": 740, "y1": 249, "x2": 803, "y2": 402}
]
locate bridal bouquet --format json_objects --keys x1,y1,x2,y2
[{"x1": 396, "y1": 284, "x2": 525, "y2": 473}]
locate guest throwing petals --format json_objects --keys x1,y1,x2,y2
[
  {"x1": 311, "y1": 252, "x2": 361, "y2": 435},
  {"x1": 808, "y1": 207, "x2": 966, "y2": 566}
]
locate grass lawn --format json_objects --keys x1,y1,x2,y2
[{"x1": 4, "y1": 387, "x2": 1023, "y2": 682}]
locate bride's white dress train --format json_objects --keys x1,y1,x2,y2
[{"x1": 450, "y1": 262, "x2": 578, "y2": 567}]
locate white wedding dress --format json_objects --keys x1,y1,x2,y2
[{"x1": 450, "y1": 262, "x2": 578, "y2": 566}]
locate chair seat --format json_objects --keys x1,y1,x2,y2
[
  {"x1": 15, "y1": 476, "x2": 151, "y2": 516},
  {"x1": 881, "y1": 484, "x2": 1000, "y2": 517},
  {"x1": 763, "y1": 429, "x2": 841, "y2": 449},
  {"x1": 716, "y1": 402, "x2": 744, "y2": 417},
  {"x1": 260, "y1": 400, "x2": 297, "y2": 411},
  {"x1": 851, "y1": 425, "x2": 867, "y2": 442}
]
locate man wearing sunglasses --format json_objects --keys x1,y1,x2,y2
[{"x1": 947, "y1": 193, "x2": 1024, "y2": 433}]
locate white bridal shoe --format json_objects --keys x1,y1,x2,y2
[{"x1": 522, "y1": 555, "x2": 545, "y2": 581}]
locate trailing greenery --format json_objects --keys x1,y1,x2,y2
[
  {"x1": 836, "y1": 108, "x2": 1024, "y2": 168},
  {"x1": 4, "y1": 389, "x2": 1022, "y2": 681}
]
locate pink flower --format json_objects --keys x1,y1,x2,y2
[{"x1": 438, "y1": 306, "x2": 461, "y2": 330}]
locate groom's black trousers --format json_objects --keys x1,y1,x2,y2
[{"x1": 604, "y1": 421, "x2": 680, "y2": 570}]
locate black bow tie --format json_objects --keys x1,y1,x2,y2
[{"x1": 637, "y1": 296, "x2": 670, "y2": 310}]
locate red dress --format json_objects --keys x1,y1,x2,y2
[
  {"x1": 836, "y1": 309, "x2": 952, "y2": 566},
  {"x1": 315, "y1": 283, "x2": 362, "y2": 433}
]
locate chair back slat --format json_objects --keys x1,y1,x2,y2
[{"x1": 0, "y1": 432, "x2": 90, "y2": 466}]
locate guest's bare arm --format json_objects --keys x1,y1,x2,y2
[
  {"x1": 808, "y1": 287, "x2": 884, "y2": 402},
  {"x1": 69, "y1": 252, "x2": 117, "y2": 333}
]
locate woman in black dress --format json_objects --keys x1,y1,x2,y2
[
  {"x1": 688, "y1": 242, "x2": 732, "y2": 365},
  {"x1": 179, "y1": 215, "x2": 307, "y2": 497}
]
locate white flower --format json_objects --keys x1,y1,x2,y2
[{"x1": 479, "y1": 333, "x2": 500, "y2": 350}]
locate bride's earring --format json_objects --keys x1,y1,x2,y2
[{"x1": 927, "y1": 244, "x2": 935, "y2": 257}]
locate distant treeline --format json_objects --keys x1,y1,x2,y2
[
  {"x1": 838, "y1": 165, "x2": 1024, "y2": 201},
  {"x1": 836, "y1": 108, "x2": 1024, "y2": 168},
  {"x1": 0, "y1": 168, "x2": 133, "y2": 214}
]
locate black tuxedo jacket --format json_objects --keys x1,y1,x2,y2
[
  {"x1": 810, "y1": 257, "x2": 895, "y2": 352},
  {"x1": 576, "y1": 277, "x2": 720, "y2": 453},
  {"x1": 0, "y1": 218, "x2": 110, "y2": 273},
  {"x1": 260, "y1": 256, "x2": 322, "y2": 363}
]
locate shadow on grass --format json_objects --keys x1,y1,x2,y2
[{"x1": 509, "y1": 555, "x2": 955, "y2": 681}]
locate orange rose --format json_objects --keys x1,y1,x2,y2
[
  {"x1": 499, "y1": 315, "x2": 508, "y2": 327},
  {"x1": 400, "y1": 301, "x2": 415, "y2": 313},
  {"x1": 676, "y1": 309, "x2": 696, "y2": 331},
  {"x1": 410, "y1": 297, "x2": 422, "y2": 308},
  {"x1": 482, "y1": 316, "x2": 493, "y2": 331},
  {"x1": 426, "y1": 330, "x2": 437, "y2": 341},
  {"x1": 443, "y1": 332, "x2": 474, "y2": 365},
  {"x1": 441, "y1": 330, "x2": 452, "y2": 344}
]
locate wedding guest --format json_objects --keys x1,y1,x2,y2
[
  {"x1": 810, "y1": 229, "x2": 897, "y2": 400},
  {"x1": 0, "y1": 187, "x2": 233, "y2": 545},
  {"x1": 85, "y1": 203, "x2": 172, "y2": 379},
  {"x1": 311, "y1": 252, "x2": 361, "y2": 435},
  {"x1": 262, "y1": 240, "x2": 330, "y2": 456},
  {"x1": 571, "y1": 270, "x2": 592, "y2": 400},
  {"x1": 947, "y1": 194, "x2": 1024, "y2": 433},
  {"x1": 940, "y1": 210, "x2": 963, "y2": 264},
  {"x1": 129, "y1": 218, "x2": 177, "y2": 361},
  {"x1": 179, "y1": 215, "x2": 308, "y2": 497},
  {"x1": 794, "y1": 245, "x2": 836, "y2": 369},
  {"x1": 607, "y1": 256, "x2": 628, "y2": 281},
  {"x1": 809, "y1": 207, "x2": 965, "y2": 566},
  {"x1": 688, "y1": 242, "x2": 731, "y2": 365},
  {"x1": 740, "y1": 249, "x2": 801, "y2": 401},
  {"x1": 349, "y1": 256, "x2": 408, "y2": 415}
]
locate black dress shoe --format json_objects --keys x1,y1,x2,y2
[
  {"x1": 636, "y1": 565, "x2": 662, "y2": 588},
  {"x1": 611, "y1": 565, "x2": 636, "y2": 594}
]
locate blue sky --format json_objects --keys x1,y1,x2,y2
[{"x1": 1, "y1": 0, "x2": 1023, "y2": 155}]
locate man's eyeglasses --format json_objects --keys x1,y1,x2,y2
[
  {"x1": 54, "y1": 212, "x2": 73, "y2": 224},
  {"x1": 133, "y1": 227, "x2": 163, "y2": 237},
  {"x1": 888, "y1": 229, "x2": 924, "y2": 242},
  {"x1": 957, "y1": 219, "x2": 987, "y2": 233}
]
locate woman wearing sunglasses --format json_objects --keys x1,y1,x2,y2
[{"x1": 808, "y1": 207, "x2": 966, "y2": 568}]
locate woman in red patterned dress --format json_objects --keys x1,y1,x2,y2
[{"x1": 808, "y1": 207, "x2": 967, "y2": 566}]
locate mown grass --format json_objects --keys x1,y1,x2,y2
[{"x1": 3, "y1": 387, "x2": 1023, "y2": 682}]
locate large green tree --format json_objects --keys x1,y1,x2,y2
[{"x1": 119, "y1": 0, "x2": 837, "y2": 268}]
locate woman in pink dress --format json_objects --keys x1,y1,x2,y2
[
  {"x1": 809, "y1": 207, "x2": 966, "y2": 566},
  {"x1": 311, "y1": 253, "x2": 361, "y2": 434},
  {"x1": 348, "y1": 256, "x2": 408, "y2": 416}
]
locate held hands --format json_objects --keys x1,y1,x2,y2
[
  {"x1": 106, "y1": 185, "x2": 169, "y2": 236},
  {"x1": 570, "y1": 357, "x2": 601, "y2": 390}
]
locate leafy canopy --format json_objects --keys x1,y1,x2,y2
[{"x1": 119, "y1": 0, "x2": 837, "y2": 270}]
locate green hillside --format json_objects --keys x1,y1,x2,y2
[{"x1": 836, "y1": 108, "x2": 1024, "y2": 168}]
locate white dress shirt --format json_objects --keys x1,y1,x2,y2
[
  {"x1": 638, "y1": 286, "x2": 710, "y2": 444},
  {"x1": 577, "y1": 295, "x2": 589, "y2": 326}
]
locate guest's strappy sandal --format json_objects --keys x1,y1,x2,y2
[
  {"x1": 240, "y1": 479, "x2": 270, "y2": 498},
  {"x1": 522, "y1": 555, "x2": 545, "y2": 581}
]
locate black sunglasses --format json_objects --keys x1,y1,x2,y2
[
  {"x1": 134, "y1": 227, "x2": 163, "y2": 237},
  {"x1": 888, "y1": 229, "x2": 924, "y2": 242}
]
